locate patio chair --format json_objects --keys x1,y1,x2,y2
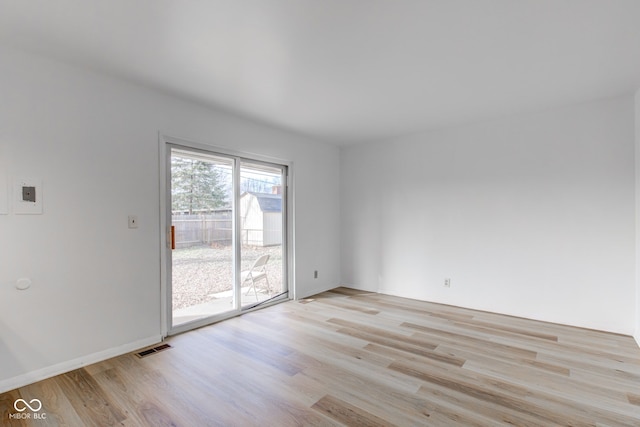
[{"x1": 241, "y1": 254, "x2": 271, "y2": 300}]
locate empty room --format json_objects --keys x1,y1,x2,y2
[{"x1": 1, "y1": 1, "x2": 640, "y2": 425}]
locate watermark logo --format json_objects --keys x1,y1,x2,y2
[
  {"x1": 14, "y1": 399, "x2": 42, "y2": 412},
  {"x1": 9, "y1": 398, "x2": 46, "y2": 420}
]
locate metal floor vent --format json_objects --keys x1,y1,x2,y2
[{"x1": 135, "y1": 343, "x2": 172, "y2": 358}]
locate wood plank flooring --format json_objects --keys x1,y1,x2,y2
[{"x1": 2, "y1": 287, "x2": 640, "y2": 426}]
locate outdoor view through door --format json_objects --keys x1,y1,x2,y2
[{"x1": 170, "y1": 147, "x2": 287, "y2": 329}]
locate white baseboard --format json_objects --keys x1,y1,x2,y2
[
  {"x1": 0, "y1": 335, "x2": 162, "y2": 394},
  {"x1": 635, "y1": 332, "x2": 640, "y2": 348},
  {"x1": 297, "y1": 283, "x2": 341, "y2": 300},
  {"x1": 339, "y1": 283, "x2": 368, "y2": 291}
]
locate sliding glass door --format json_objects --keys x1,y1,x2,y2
[{"x1": 166, "y1": 144, "x2": 288, "y2": 333}]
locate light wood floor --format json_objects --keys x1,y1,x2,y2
[{"x1": 2, "y1": 288, "x2": 640, "y2": 426}]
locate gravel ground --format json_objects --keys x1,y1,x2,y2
[{"x1": 172, "y1": 244, "x2": 283, "y2": 310}]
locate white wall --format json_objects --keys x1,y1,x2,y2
[
  {"x1": 635, "y1": 90, "x2": 640, "y2": 346},
  {"x1": 0, "y1": 47, "x2": 341, "y2": 391},
  {"x1": 341, "y1": 95, "x2": 636, "y2": 334}
]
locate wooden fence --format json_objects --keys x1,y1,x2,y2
[{"x1": 172, "y1": 211, "x2": 232, "y2": 248}]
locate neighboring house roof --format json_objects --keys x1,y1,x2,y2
[{"x1": 243, "y1": 192, "x2": 282, "y2": 213}]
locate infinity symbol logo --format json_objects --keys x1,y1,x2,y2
[{"x1": 14, "y1": 398, "x2": 42, "y2": 412}]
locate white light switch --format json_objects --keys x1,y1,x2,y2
[{"x1": 128, "y1": 215, "x2": 139, "y2": 229}]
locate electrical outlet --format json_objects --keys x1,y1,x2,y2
[
  {"x1": 314, "y1": 270, "x2": 318, "y2": 279},
  {"x1": 128, "y1": 215, "x2": 139, "y2": 229},
  {"x1": 444, "y1": 278, "x2": 451, "y2": 288}
]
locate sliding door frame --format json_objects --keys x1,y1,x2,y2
[{"x1": 159, "y1": 134, "x2": 294, "y2": 337}]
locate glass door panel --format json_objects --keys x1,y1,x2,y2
[
  {"x1": 240, "y1": 161, "x2": 287, "y2": 308},
  {"x1": 170, "y1": 148, "x2": 235, "y2": 326}
]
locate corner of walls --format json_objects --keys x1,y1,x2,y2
[{"x1": 635, "y1": 89, "x2": 640, "y2": 347}]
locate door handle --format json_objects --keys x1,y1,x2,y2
[{"x1": 171, "y1": 225, "x2": 176, "y2": 250}]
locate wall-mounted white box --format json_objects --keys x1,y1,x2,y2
[{"x1": 13, "y1": 177, "x2": 43, "y2": 214}]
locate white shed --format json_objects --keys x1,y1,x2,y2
[{"x1": 240, "y1": 192, "x2": 282, "y2": 246}]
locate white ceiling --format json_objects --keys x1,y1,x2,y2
[{"x1": 1, "y1": 0, "x2": 640, "y2": 145}]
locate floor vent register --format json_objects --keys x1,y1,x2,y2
[{"x1": 135, "y1": 343, "x2": 172, "y2": 358}]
